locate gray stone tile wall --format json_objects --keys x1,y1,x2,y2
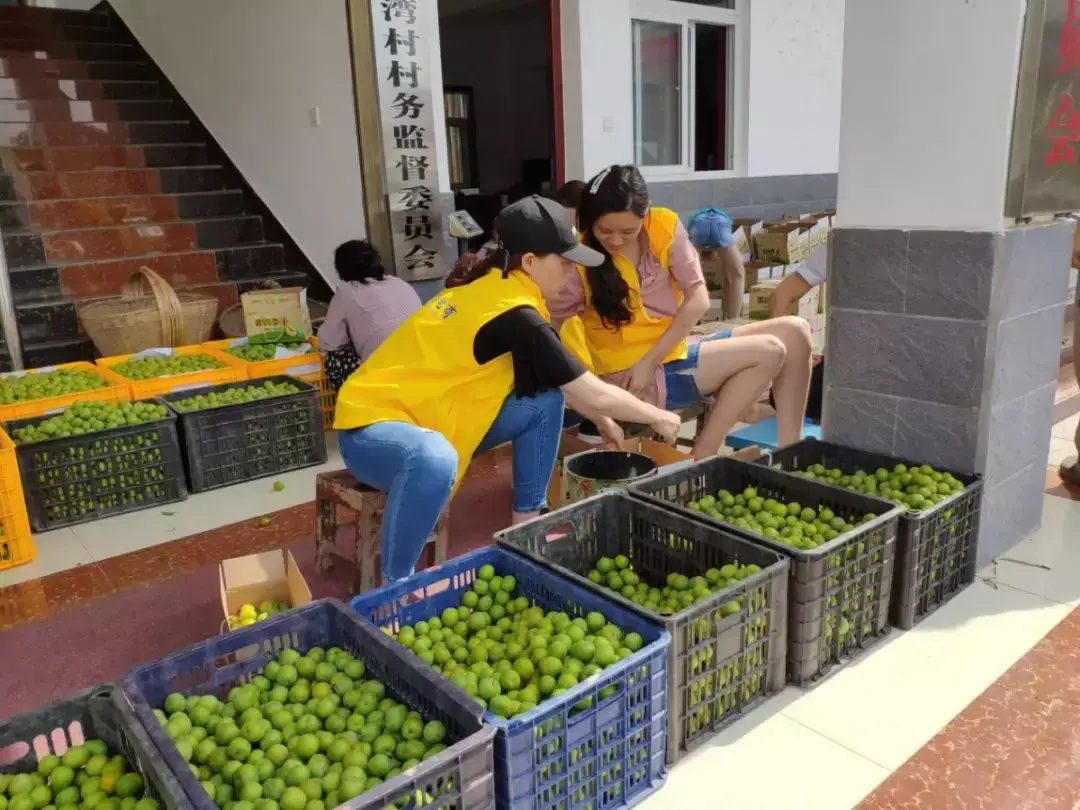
[
  {"x1": 822, "y1": 220, "x2": 1073, "y2": 564},
  {"x1": 649, "y1": 173, "x2": 837, "y2": 224}
]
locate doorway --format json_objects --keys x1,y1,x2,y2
[{"x1": 438, "y1": 0, "x2": 558, "y2": 244}]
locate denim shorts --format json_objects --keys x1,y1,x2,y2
[{"x1": 663, "y1": 328, "x2": 733, "y2": 410}]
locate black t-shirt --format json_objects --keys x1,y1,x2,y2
[{"x1": 473, "y1": 306, "x2": 586, "y2": 397}]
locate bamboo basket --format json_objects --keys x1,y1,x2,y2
[{"x1": 79, "y1": 267, "x2": 219, "y2": 356}]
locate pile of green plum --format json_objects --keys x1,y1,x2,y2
[
  {"x1": 789, "y1": 462, "x2": 965, "y2": 512},
  {"x1": 11, "y1": 401, "x2": 168, "y2": 445},
  {"x1": 0, "y1": 738, "x2": 159, "y2": 810},
  {"x1": 387, "y1": 564, "x2": 643, "y2": 721},
  {"x1": 585, "y1": 554, "x2": 762, "y2": 617},
  {"x1": 225, "y1": 343, "x2": 316, "y2": 363},
  {"x1": 689, "y1": 485, "x2": 876, "y2": 550},
  {"x1": 153, "y1": 646, "x2": 452, "y2": 810},
  {"x1": 112, "y1": 355, "x2": 225, "y2": 380},
  {"x1": 0, "y1": 367, "x2": 113, "y2": 405},
  {"x1": 171, "y1": 381, "x2": 301, "y2": 413}
]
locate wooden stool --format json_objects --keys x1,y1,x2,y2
[{"x1": 314, "y1": 469, "x2": 450, "y2": 594}]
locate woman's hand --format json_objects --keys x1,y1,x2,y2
[
  {"x1": 627, "y1": 358, "x2": 658, "y2": 399},
  {"x1": 595, "y1": 416, "x2": 625, "y2": 449},
  {"x1": 650, "y1": 411, "x2": 683, "y2": 445}
]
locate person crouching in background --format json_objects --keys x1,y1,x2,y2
[
  {"x1": 318, "y1": 240, "x2": 421, "y2": 390},
  {"x1": 768, "y1": 246, "x2": 826, "y2": 422}
]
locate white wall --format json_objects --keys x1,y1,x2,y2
[
  {"x1": 836, "y1": 0, "x2": 1026, "y2": 230},
  {"x1": 746, "y1": 0, "x2": 844, "y2": 176},
  {"x1": 109, "y1": 0, "x2": 368, "y2": 285},
  {"x1": 561, "y1": 0, "x2": 844, "y2": 181}
]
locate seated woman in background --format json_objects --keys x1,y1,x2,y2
[
  {"x1": 318, "y1": 240, "x2": 421, "y2": 390},
  {"x1": 551, "y1": 165, "x2": 813, "y2": 458},
  {"x1": 334, "y1": 196, "x2": 682, "y2": 582}
]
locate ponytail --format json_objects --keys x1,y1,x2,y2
[{"x1": 446, "y1": 246, "x2": 521, "y2": 288}]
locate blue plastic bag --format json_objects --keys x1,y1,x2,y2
[{"x1": 687, "y1": 207, "x2": 733, "y2": 249}]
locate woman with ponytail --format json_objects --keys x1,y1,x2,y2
[{"x1": 550, "y1": 165, "x2": 813, "y2": 458}]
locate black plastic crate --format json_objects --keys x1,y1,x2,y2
[
  {"x1": 0, "y1": 684, "x2": 189, "y2": 810},
  {"x1": 495, "y1": 491, "x2": 789, "y2": 765},
  {"x1": 4, "y1": 407, "x2": 187, "y2": 532},
  {"x1": 629, "y1": 457, "x2": 904, "y2": 685},
  {"x1": 162, "y1": 376, "x2": 326, "y2": 492},
  {"x1": 759, "y1": 438, "x2": 983, "y2": 630}
]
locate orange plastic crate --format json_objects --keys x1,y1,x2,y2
[
  {"x1": 0, "y1": 361, "x2": 130, "y2": 423},
  {"x1": 96, "y1": 345, "x2": 246, "y2": 399},
  {"x1": 0, "y1": 426, "x2": 35, "y2": 572},
  {"x1": 204, "y1": 337, "x2": 335, "y2": 430}
]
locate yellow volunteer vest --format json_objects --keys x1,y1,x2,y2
[
  {"x1": 334, "y1": 269, "x2": 550, "y2": 494},
  {"x1": 565, "y1": 207, "x2": 688, "y2": 375}
]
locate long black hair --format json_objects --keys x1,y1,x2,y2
[
  {"x1": 446, "y1": 246, "x2": 525, "y2": 288},
  {"x1": 335, "y1": 240, "x2": 386, "y2": 284},
  {"x1": 577, "y1": 165, "x2": 650, "y2": 328}
]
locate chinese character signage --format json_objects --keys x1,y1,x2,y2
[
  {"x1": 1007, "y1": 0, "x2": 1080, "y2": 217},
  {"x1": 371, "y1": 0, "x2": 445, "y2": 280}
]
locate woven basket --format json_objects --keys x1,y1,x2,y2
[{"x1": 79, "y1": 267, "x2": 219, "y2": 356}]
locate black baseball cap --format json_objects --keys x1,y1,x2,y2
[{"x1": 494, "y1": 195, "x2": 604, "y2": 267}]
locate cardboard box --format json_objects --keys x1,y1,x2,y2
[
  {"x1": 748, "y1": 279, "x2": 820, "y2": 321},
  {"x1": 547, "y1": 434, "x2": 690, "y2": 507},
  {"x1": 220, "y1": 549, "x2": 312, "y2": 633},
  {"x1": 801, "y1": 218, "x2": 830, "y2": 249},
  {"x1": 731, "y1": 219, "x2": 764, "y2": 262},
  {"x1": 755, "y1": 223, "x2": 810, "y2": 264},
  {"x1": 242, "y1": 287, "x2": 313, "y2": 339}
]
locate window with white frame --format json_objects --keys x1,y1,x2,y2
[{"x1": 630, "y1": 0, "x2": 746, "y2": 176}]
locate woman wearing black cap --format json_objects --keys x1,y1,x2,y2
[{"x1": 334, "y1": 195, "x2": 682, "y2": 583}]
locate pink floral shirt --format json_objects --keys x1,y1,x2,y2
[{"x1": 550, "y1": 218, "x2": 705, "y2": 407}]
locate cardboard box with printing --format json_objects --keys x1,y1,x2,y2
[
  {"x1": 242, "y1": 287, "x2": 313, "y2": 340},
  {"x1": 749, "y1": 278, "x2": 821, "y2": 321},
  {"x1": 755, "y1": 223, "x2": 810, "y2": 264}
]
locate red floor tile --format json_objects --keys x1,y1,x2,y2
[
  {"x1": 0, "y1": 120, "x2": 129, "y2": 148},
  {"x1": 40, "y1": 563, "x2": 114, "y2": 611},
  {"x1": 0, "y1": 56, "x2": 88, "y2": 81},
  {"x1": 0, "y1": 77, "x2": 104, "y2": 102},
  {"x1": 9, "y1": 145, "x2": 148, "y2": 172},
  {"x1": 0, "y1": 98, "x2": 117, "y2": 123},
  {"x1": 860, "y1": 605, "x2": 1080, "y2": 810}
]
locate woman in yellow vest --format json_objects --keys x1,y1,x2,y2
[
  {"x1": 334, "y1": 195, "x2": 683, "y2": 582},
  {"x1": 552, "y1": 165, "x2": 813, "y2": 458}
]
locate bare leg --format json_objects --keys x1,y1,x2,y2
[
  {"x1": 732, "y1": 317, "x2": 813, "y2": 447},
  {"x1": 721, "y1": 245, "x2": 746, "y2": 320},
  {"x1": 690, "y1": 335, "x2": 787, "y2": 459}
]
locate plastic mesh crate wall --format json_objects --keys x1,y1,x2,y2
[
  {"x1": 759, "y1": 438, "x2": 982, "y2": 630},
  {"x1": 5, "y1": 408, "x2": 187, "y2": 532},
  {"x1": 348, "y1": 546, "x2": 670, "y2": 810},
  {"x1": 629, "y1": 457, "x2": 903, "y2": 685},
  {"x1": 494, "y1": 491, "x2": 788, "y2": 765},
  {"x1": 0, "y1": 684, "x2": 189, "y2": 810},
  {"x1": 162, "y1": 376, "x2": 327, "y2": 492},
  {"x1": 120, "y1": 599, "x2": 497, "y2": 810}
]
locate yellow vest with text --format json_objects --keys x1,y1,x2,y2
[
  {"x1": 561, "y1": 207, "x2": 687, "y2": 375},
  {"x1": 334, "y1": 269, "x2": 549, "y2": 494}
]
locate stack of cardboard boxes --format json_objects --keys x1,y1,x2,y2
[{"x1": 694, "y1": 212, "x2": 830, "y2": 355}]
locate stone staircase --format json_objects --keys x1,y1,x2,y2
[{"x1": 0, "y1": 3, "x2": 328, "y2": 370}]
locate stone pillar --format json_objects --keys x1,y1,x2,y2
[{"x1": 822, "y1": 0, "x2": 1074, "y2": 564}]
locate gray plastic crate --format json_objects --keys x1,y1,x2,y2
[
  {"x1": 0, "y1": 684, "x2": 189, "y2": 810},
  {"x1": 495, "y1": 490, "x2": 789, "y2": 764},
  {"x1": 760, "y1": 439, "x2": 982, "y2": 630},
  {"x1": 629, "y1": 457, "x2": 904, "y2": 684}
]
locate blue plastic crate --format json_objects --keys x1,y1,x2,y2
[
  {"x1": 727, "y1": 418, "x2": 821, "y2": 452},
  {"x1": 348, "y1": 546, "x2": 670, "y2": 810},
  {"x1": 119, "y1": 599, "x2": 497, "y2": 810}
]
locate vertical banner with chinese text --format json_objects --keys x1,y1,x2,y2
[
  {"x1": 1007, "y1": 0, "x2": 1080, "y2": 217},
  {"x1": 371, "y1": 0, "x2": 446, "y2": 280}
]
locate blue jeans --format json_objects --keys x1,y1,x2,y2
[
  {"x1": 338, "y1": 390, "x2": 565, "y2": 581},
  {"x1": 663, "y1": 328, "x2": 734, "y2": 410}
]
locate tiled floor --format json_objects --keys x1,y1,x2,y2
[{"x1": 2, "y1": 417, "x2": 1079, "y2": 809}]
